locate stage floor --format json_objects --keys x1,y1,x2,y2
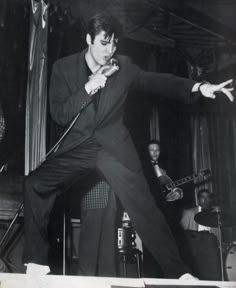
[{"x1": 0, "y1": 274, "x2": 235, "y2": 288}]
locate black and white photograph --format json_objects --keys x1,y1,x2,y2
[{"x1": 0, "y1": 1, "x2": 236, "y2": 287}]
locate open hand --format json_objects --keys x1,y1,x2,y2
[{"x1": 200, "y1": 79, "x2": 234, "y2": 102}]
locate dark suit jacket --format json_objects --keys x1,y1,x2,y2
[
  {"x1": 143, "y1": 161, "x2": 182, "y2": 233},
  {"x1": 49, "y1": 49, "x2": 197, "y2": 172},
  {"x1": 143, "y1": 161, "x2": 163, "y2": 202}
]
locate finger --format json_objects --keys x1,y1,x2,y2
[
  {"x1": 99, "y1": 78, "x2": 107, "y2": 88},
  {"x1": 99, "y1": 74, "x2": 108, "y2": 81},
  {"x1": 216, "y1": 79, "x2": 233, "y2": 89},
  {"x1": 215, "y1": 87, "x2": 234, "y2": 94},
  {"x1": 221, "y1": 88, "x2": 234, "y2": 102},
  {"x1": 97, "y1": 65, "x2": 110, "y2": 74}
]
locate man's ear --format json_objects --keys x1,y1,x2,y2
[{"x1": 86, "y1": 34, "x2": 92, "y2": 45}]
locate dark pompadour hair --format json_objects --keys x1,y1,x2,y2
[{"x1": 87, "y1": 13, "x2": 123, "y2": 42}]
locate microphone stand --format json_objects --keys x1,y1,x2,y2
[
  {"x1": 44, "y1": 98, "x2": 93, "y2": 160},
  {"x1": 216, "y1": 207, "x2": 225, "y2": 281}
]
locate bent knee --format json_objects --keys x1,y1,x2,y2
[{"x1": 24, "y1": 173, "x2": 50, "y2": 195}]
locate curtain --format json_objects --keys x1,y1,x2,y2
[
  {"x1": 192, "y1": 113, "x2": 236, "y2": 241},
  {"x1": 25, "y1": 0, "x2": 49, "y2": 175},
  {"x1": 208, "y1": 116, "x2": 236, "y2": 241},
  {"x1": 150, "y1": 107, "x2": 160, "y2": 141},
  {"x1": 148, "y1": 49, "x2": 160, "y2": 142},
  {"x1": 191, "y1": 116, "x2": 213, "y2": 205},
  {"x1": 0, "y1": 104, "x2": 5, "y2": 144}
]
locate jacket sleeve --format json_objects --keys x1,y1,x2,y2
[
  {"x1": 127, "y1": 58, "x2": 199, "y2": 104},
  {"x1": 49, "y1": 60, "x2": 90, "y2": 127}
]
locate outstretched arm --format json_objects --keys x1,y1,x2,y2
[{"x1": 192, "y1": 79, "x2": 234, "y2": 102}]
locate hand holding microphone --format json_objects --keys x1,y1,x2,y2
[
  {"x1": 85, "y1": 66, "x2": 108, "y2": 96},
  {"x1": 85, "y1": 59, "x2": 119, "y2": 96}
]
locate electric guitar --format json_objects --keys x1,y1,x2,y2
[{"x1": 163, "y1": 168, "x2": 210, "y2": 201}]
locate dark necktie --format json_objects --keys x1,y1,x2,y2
[{"x1": 86, "y1": 63, "x2": 100, "y2": 112}]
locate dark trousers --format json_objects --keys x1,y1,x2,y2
[
  {"x1": 177, "y1": 231, "x2": 221, "y2": 280},
  {"x1": 78, "y1": 189, "x2": 117, "y2": 277},
  {"x1": 23, "y1": 140, "x2": 189, "y2": 278}
]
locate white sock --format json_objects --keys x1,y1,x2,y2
[
  {"x1": 179, "y1": 273, "x2": 198, "y2": 280},
  {"x1": 26, "y1": 263, "x2": 50, "y2": 275}
]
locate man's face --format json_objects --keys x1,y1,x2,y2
[
  {"x1": 87, "y1": 31, "x2": 118, "y2": 66},
  {"x1": 148, "y1": 144, "x2": 160, "y2": 161},
  {"x1": 198, "y1": 192, "x2": 212, "y2": 209}
]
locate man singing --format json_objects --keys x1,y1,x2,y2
[{"x1": 23, "y1": 13, "x2": 234, "y2": 279}]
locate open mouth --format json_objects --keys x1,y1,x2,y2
[{"x1": 104, "y1": 55, "x2": 111, "y2": 62}]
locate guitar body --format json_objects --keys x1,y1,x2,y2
[
  {"x1": 158, "y1": 175, "x2": 174, "y2": 189},
  {"x1": 163, "y1": 169, "x2": 210, "y2": 200}
]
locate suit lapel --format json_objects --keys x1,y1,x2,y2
[
  {"x1": 76, "y1": 49, "x2": 89, "y2": 88},
  {"x1": 96, "y1": 71, "x2": 119, "y2": 123},
  {"x1": 75, "y1": 51, "x2": 120, "y2": 125}
]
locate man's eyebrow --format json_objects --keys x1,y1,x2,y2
[{"x1": 102, "y1": 37, "x2": 119, "y2": 44}]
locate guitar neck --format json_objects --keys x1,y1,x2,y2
[{"x1": 166, "y1": 172, "x2": 204, "y2": 190}]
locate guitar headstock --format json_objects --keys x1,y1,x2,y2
[{"x1": 199, "y1": 168, "x2": 211, "y2": 177}]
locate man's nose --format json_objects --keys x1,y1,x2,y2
[{"x1": 106, "y1": 44, "x2": 115, "y2": 54}]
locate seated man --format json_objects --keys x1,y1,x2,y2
[
  {"x1": 180, "y1": 189, "x2": 213, "y2": 231},
  {"x1": 178, "y1": 189, "x2": 221, "y2": 280}
]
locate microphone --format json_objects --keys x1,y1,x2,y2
[
  {"x1": 89, "y1": 58, "x2": 119, "y2": 96},
  {"x1": 102, "y1": 58, "x2": 119, "y2": 77}
]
